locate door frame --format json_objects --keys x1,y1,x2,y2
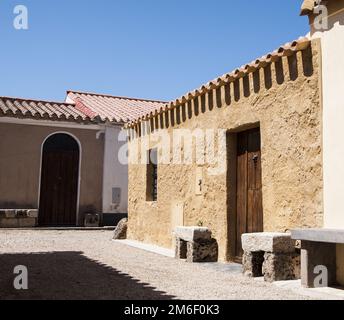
[
  {"x1": 37, "y1": 131, "x2": 82, "y2": 226},
  {"x1": 227, "y1": 124, "x2": 263, "y2": 262}
]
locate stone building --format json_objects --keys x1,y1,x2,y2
[
  {"x1": 127, "y1": 37, "x2": 322, "y2": 263},
  {"x1": 126, "y1": 0, "x2": 344, "y2": 288},
  {"x1": 0, "y1": 92, "x2": 165, "y2": 227}
]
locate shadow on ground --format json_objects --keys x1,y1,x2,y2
[{"x1": 0, "y1": 252, "x2": 175, "y2": 300}]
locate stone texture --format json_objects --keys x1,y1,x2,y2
[
  {"x1": 242, "y1": 232, "x2": 301, "y2": 282},
  {"x1": 84, "y1": 214, "x2": 100, "y2": 228},
  {"x1": 186, "y1": 239, "x2": 218, "y2": 263},
  {"x1": 263, "y1": 252, "x2": 300, "y2": 283},
  {"x1": 243, "y1": 251, "x2": 265, "y2": 278},
  {"x1": 17, "y1": 218, "x2": 37, "y2": 228},
  {"x1": 113, "y1": 218, "x2": 128, "y2": 240},
  {"x1": 128, "y1": 40, "x2": 323, "y2": 262},
  {"x1": 0, "y1": 209, "x2": 38, "y2": 228},
  {"x1": 27, "y1": 210, "x2": 39, "y2": 218},
  {"x1": 242, "y1": 233, "x2": 295, "y2": 254},
  {"x1": 0, "y1": 217, "x2": 36, "y2": 228},
  {"x1": 174, "y1": 227, "x2": 212, "y2": 242},
  {"x1": 292, "y1": 253, "x2": 301, "y2": 280},
  {"x1": 15, "y1": 210, "x2": 28, "y2": 218},
  {"x1": 4, "y1": 210, "x2": 16, "y2": 219},
  {"x1": 175, "y1": 238, "x2": 187, "y2": 259}
]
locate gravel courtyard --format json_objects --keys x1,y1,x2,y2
[{"x1": 0, "y1": 230, "x2": 316, "y2": 300}]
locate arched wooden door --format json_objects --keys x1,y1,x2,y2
[{"x1": 38, "y1": 133, "x2": 80, "y2": 227}]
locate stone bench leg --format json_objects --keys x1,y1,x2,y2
[
  {"x1": 301, "y1": 241, "x2": 336, "y2": 288},
  {"x1": 186, "y1": 239, "x2": 218, "y2": 263},
  {"x1": 175, "y1": 238, "x2": 187, "y2": 260},
  {"x1": 243, "y1": 251, "x2": 300, "y2": 282},
  {"x1": 243, "y1": 251, "x2": 265, "y2": 277},
  {"x1": 263, "y1": 253, "x2": 300, "y2": 283}
]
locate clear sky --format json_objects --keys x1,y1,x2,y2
[{"x1": 0, "y1": 0, "x2": 309, "y2": 102}]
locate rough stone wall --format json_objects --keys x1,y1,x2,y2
[{"x1": 128, "y1": 40, "x2": 323, "y2": 262}]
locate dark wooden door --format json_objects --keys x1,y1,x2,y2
[
  {"x1": 39, "y1": 134, "x2": 79, "y2": 227},
  {"x1": 235, "y1": 128, "x2": 263, "y2": 258}
]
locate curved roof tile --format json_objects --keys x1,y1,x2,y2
[
  {"x1": 66, "y1": 91, "x2": 167, "y2": 123},
  {"x1": 127, "y1": 37, "x2": 311, "y2": 127},
  {"x1": 0, "y1": 96, "x2": 100, "y2": 124}
]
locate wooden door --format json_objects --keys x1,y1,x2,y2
[
  {"x1": 235, "y1": 128, "x2": 263, "y2": 258},
  {"x1": 38, "y1": 134, "x2": 79, "y2": 227}
]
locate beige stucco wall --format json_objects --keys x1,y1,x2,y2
[
  {"x1": 0, "y1": 122, "x2": 104, "y2": 225},
  {"x1": 128, "y1": 40, "x2": 323, "y2": 262},
  {"x1": 312, "y1": 4, "x2": 344, "y2": 230},
  {"x1": 311, "y1": 3, "x2": 344, "y2": 285}
]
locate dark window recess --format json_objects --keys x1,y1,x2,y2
[{"x1": 147, "y1": 149, "x2": 158, "y2": 201}]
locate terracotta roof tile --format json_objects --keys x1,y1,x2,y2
[
  {"x1": 127, "y1": 37, "x2": 312, "y2": 127},
  {"x1": 0, "y1": 96, "x2": 102, "y2": 124},
  {"x1": 66, "y1": 91, "x2": 167, "y2": 123}
]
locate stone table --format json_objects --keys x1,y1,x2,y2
[{"x1": 291, "y1": 228, "x2": 344, "y2": 288}]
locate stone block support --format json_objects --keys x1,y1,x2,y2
[
  {"x1": 263, "y1": 253, "x2": 300, "y2": 283},
  {"x1": 242, "y1": 232, "x2": 300, "y2": 282},
  {"x1": 186, "y1": 239, "x2": 218, "y2": 263},
  {"x1": 175, "y1": 239, "x2": 187, "y2": 260},
  {"x1": 243, "y1": 251, "x2": 265, "y2": 277},
  {"x1": 0, "y1": 209, "x2": 37, "y2": 228},
  {"x1": 174, "y1": 227, "x2": 218, "y2": 263},
  {"x1": 301, "y1": 241, "x2": 337, "y2": 288}
]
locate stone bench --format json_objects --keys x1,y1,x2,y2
[
  {"x1": 242, "y1": 232, "x2": 300, "y2": 282},
  {"x1": 291, "y1": 228, "x2": 344, "y2": 288},
  {"x1": 174, "y1": 227, "x2": 218, "y2": 263},
  {"x1": 0, "y1": 209, "x2": 38, "y2": 228}
]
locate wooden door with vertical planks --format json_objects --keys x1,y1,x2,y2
[
  {"x1": 235, "y1": 128, "x2": 263, "y2": 258},
  {"x1": 39, "y1": 134, "x2": 79, "y2": 226}
]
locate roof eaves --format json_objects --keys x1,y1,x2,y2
[
  {"x1": 0, "y1": 96, "x2": 105, "y2": 125},
  {"x1": 66, "y1": 90, "x2": 168, "y2": 104},
  {"x1": 126, "y1": 37, "x2": 311, "y2": 128}
]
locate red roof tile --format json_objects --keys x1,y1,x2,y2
[
  {"x1": 0, "y1": 96, "x2": 102, "y2": 123},
  {"x1": 66, "y1": 91, "x2": 167, "y2": 123}
]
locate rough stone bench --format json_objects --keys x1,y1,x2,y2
[
  {"x1": 291, "y1": 228, "x2": 344, "y2": 288},
  {"x1": 0, "y1": 209, "x2": 38, "y2": 228},
  {"x1": 242, "y1": 232, "x2": 300, "y2": 282},
  {"x1": 174, "y1": 227, "x2": 218, "y2": 263}
]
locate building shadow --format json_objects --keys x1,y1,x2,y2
[{"x1": 0, "y1": 252, "x2": 176, "y2": 300}]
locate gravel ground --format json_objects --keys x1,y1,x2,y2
[{"x1": 0, "y1": 230, "x2": 313, "y2": 300}]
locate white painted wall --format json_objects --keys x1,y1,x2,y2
[
  {"x1": 312, "y1": 10, "x2": 344, "y2": 228},
  {"x1": 102, "y1": 126, "x2": 128, "y2": 214}
]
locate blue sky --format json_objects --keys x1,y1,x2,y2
[{"x1": 0, "y1": 0, "x2": 309, "y2": 102}]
